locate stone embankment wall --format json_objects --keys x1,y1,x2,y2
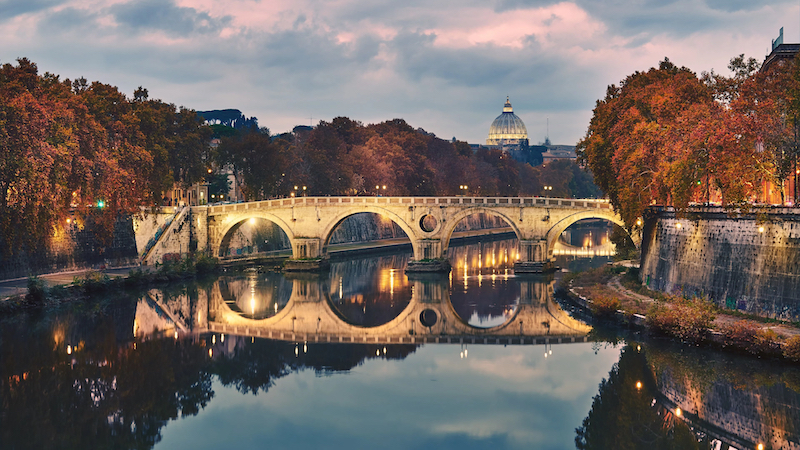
[
  {"x1": 0, "y1": 215, "x2": 138, "y2": 280},
  {"x1": 640, "y1": 207, "x2": 800, "y2": 321}
]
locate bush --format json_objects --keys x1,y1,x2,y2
[
  {"x1": 720, "y1": 320, "x2": 782, "y2": 357},
  {"x1": 195, "y1": 255, "x2": 219, "y2": 274},
  {"x1": 646, "y1": 297, "x2": 715, "y2": 344},
  {"x1": 80, "y1": 271, "x2": 112, "y2": 293},
  {"x1": 784, "y1": 336, "x2": 800, "y2": 362},
  {"x1": 26, "y1": 276, "x2": 47, "y2": 304},
  {"x1": 590, "y1": 294, "x2": 621, "y2": 318}
]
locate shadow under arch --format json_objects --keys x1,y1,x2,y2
[
  {"x1": 545, "y1": 210, "x2": 633, "y2": 257},
  {"x1": 320, "y1": 207, "x2": 416, "y2": 257},
  {"x1": 216, "y1": 213, "x2": 294, "y2": 259},
  {"x1": 440, "y1": 207, "x2": 523, "y2": 255}
]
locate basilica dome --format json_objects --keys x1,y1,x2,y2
[{"x1": 486, "y1": 97, "x2": 528, "y2": 147}]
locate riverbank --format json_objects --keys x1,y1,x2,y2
[{"x1": 558, "y1": 263, "x2": 800, "y2": 362}]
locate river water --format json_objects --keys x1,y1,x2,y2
[{"x1": 1, "y1": 236, "x2": 799, "y2": 450}]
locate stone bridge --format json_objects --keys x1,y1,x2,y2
[
  {"x1": 190, "y1": 196, "x2": 627, "y2": 272},
  {"x1": 206, "y1": 273, "x2": 593, "y2": 345}
]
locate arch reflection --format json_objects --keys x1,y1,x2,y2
[
  {"x1": 218, "y1": 271, "x2": 293, "y2": 320},
  {"x1": 327, "y1": 256, "x2": 412, "y2": 327},
  {"x1": 448, "y1": 239, "x2": 520, "y2": 328}
]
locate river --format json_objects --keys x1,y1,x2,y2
[{"x1": 1, "y1": 234, "x2": 798, "y2": 450}]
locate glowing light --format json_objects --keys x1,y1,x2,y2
[
  {"x1": 212, "y1": 335, "x2": 216, "y2": 344},
  {"x1": 66, "y1": 218, "x2": 71, "y2": 224},
  {"x1": 249, "y1": 218, "x2": 255, "y2": 224},
  {"x1": 221, "y1": 334, "x2": 225, "y2": 343},
  {"x1": 675, "y1": 223, "x2": 682, "y2": 229},
  {"x1": 637, "y1": 345, "x2": 641, "y2": 352},
  {"x1": 208, "y1": 349, "x2": 213, "y2": 357},
  {"x1": 174, "y1": 331, "x2": 178, "y2": 340},
  {"x1": 758, "y1": 444, "x2": 765, "y2": 450},
  {"x1": 66, "y1": 345, "x2": 72, "y2": 355},
  {"x1": 376, "y1": 350, "x2": 380, "y2": 356},
  {"x1": 636, "y1": 381, "x2": 642, "y2": 389},
  {"x1": 295, "y1": 345, "x2": 299, "y2": 357},
  {"x1": 636, "y1": 218, "x2": 642, "y2": 226},
  {"x1": 303, "y1": 342, "x2": 307, "y2": 353},
  {"x1": 383, "y1": 347, "x2": 386, "y2": 354},
  {"x1": 675, "y1": 407, "x2": 682, "y2": 417},
  {"x1": 758, "y1": 226, "x2": 765, "y2": 233}
]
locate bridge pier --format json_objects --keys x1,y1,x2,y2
[
  {"x1": 284, "y1": 238, "x2": 330, "y2": 272},
  {"x1": 514, "y1": 240, "x2": 552, "y2": 273},
  {"x1": 406, "y1": 239, "x2": 451, "y2": 273}
]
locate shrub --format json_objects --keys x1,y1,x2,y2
[
  {"x1": 195, "y1": 255, "x2": 219, "y2": 274},
  {"x1": 782, "y1": 336, "x2": 800, "y2": 362},
  {"x1": 26, "y1": 276, "x2": 47, "y2": 304},
  {"x1": 646, "y1": 297, "x2": 715, "y2": 344},
  {"x1": 590, "y1": 294, "x2": 621, "y2": 318},
  {"x1": 720, "y1": 320, "x2": 782, "y2": 357},
  {"x1": 81, "y1": 271, "x2": 112, "y2": 293}
]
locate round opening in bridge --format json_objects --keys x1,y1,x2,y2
[
  {"x1": 219, "y1": 217, "x2": 291, "y2": 259},
  {"x1": 217, "y1": 271, "x2": 293, "y2": 320},
  {"x1": 419, "y1": 309, "x2": 437, "y2": 328},
  {"x1": 328, "y1": 263, "x2": 412, "y2": 328},
  {"x1": 419, "y1": 214, "x2": 438, "y2": 233}
]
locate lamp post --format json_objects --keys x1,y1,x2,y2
[{"x1": 459, "y1": 185, "x2": 468, "y2": 196}]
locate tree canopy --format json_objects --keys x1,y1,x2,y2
[
  {"x1": 0, "y1": 58, "x2": 211, "y2": 255},
  {"x1": 578, "y1": 55, "x2": 800, "y2": 228}
]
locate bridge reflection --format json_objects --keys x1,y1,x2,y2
[{"x1": 205, "y1": 268, "x2": 591, "y2": 345}]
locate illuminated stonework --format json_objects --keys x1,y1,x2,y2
[{"x1": 486, "y1": 97, "x2": 528, "y2": 147}]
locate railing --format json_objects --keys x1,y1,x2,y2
[{"x1": 205, "y1": 196, "x2": 612, "y2": 212}]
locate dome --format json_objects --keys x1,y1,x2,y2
[{"x1": 486, "y1": 97, "x2": 528, "y2": 147}]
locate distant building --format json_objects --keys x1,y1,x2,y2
[
  {"x1": 486, "y1": 97, "x2": 529, "y2": 150},
  {"x1": 761, "y1": 27, "x2": 800, "y2": 73},
  {"x1": 757, "y1": 28, "x2": 800, "y2": 205}
]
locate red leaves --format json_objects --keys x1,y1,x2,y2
[{"x1": 580, "y1": 56, "x2": 800, "y2": 228}]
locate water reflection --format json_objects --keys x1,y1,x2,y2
[
  {"x1": 218, "y1": 271, "x2": 292, "y2": 320},
  {"x1": 4, "y1": 242, "x2": 800, "y2": 450},
  {"x1": 448, "y1": 240, "x2": 520, "y2": 328},
  {"x1": 328, "y1": 256, "x2": 412, "y2": 327}
]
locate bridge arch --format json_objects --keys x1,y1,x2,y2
[
  {"x1": 214, "y1": 212, "x2": 295, "y2": 259},
  {"x1": 320, "y1": 207, "x2": 417, "y2": 258},
  {"x1": 439, "y1": 207, "x2": 523, "y2": 255},
  {"x1": 545, "y1": 210, "x2": 632, "y2": 258}
]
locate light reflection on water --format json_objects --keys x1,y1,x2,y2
[{"x1": 4, "y1": 234, "x2": 800, "y2": 450}]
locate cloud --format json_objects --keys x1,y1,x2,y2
[
  {"x1": 1, "y1": 0, "x2": 798, "y2": 144},
  {"x1": 109, "y1": 0, "x2": 231, "y2": 36},
  {"x1": 0, "y1": 0, "x2": 63, "y2": 21}
]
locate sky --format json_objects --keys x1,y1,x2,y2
[{"x1": 2, "y1": 0, "x2": 799, "y2": 146}]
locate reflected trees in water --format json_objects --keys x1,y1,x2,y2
[{"x1": 575, "y1": 345, "x2": 710, "y2": 450}]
